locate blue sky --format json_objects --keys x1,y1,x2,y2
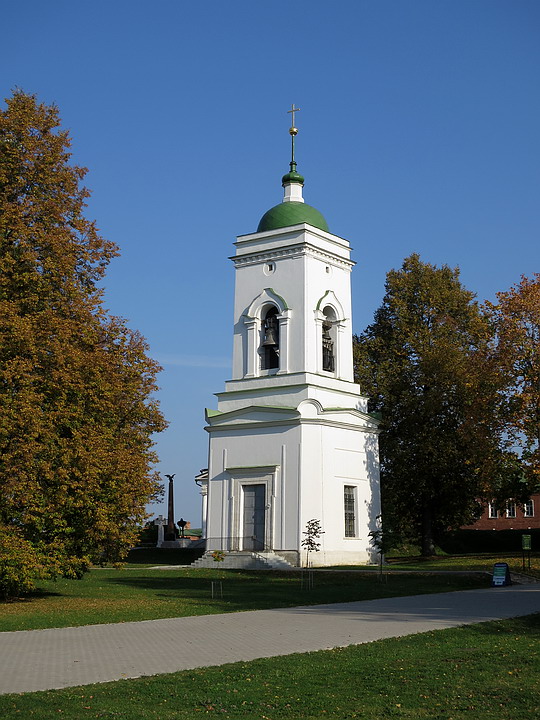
[{"x1": 2, "y1": 1, "x2": 539, "y2": 526}]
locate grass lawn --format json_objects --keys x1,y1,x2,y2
[
  {"x1": 330, "y1": 552, "x2": 540, "y2": 578},
  {"x1": 0, "y1": 567, "x2": 489, "y2": 632},
  {"x1": 0, "y1": 613, "x2": 538, "y2": 719},
  {"x1": 385, "y1": 553, "x2": 540, "y2": 577}
]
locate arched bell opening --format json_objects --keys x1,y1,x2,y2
[
  {"x1": 242, "y1": 289, "x2": 289, "y2": 378},
  {"x1": 322, "y1": 305, "x2": 337, "y2": 373},
  {"x1": 260, "y1": 305, "x2": 280, "y2": 370}
]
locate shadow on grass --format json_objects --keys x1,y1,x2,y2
[
  {"x1": 102, "y1": 571, "x2": 313, "y2": 599},
  {"x1": 99, "y1": 572, "x2": 345, "y2": 613},
  {"x1": 102, "y1": 570, "x2": 491, "y2": 612},
  {"x1": 4, "y1": 588, "x2": 63, "y2": 604},
  {"x1": 386, "y1": 551, "x2": 540, "y2": 564}
]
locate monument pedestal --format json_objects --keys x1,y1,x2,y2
[
  {"x1": 160, "y1": 540, "x2": 180, "y2": 548},
  {"x1": 160, "y1": 539, "x2": 191, "y2": 548}
]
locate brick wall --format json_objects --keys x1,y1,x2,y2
[{"x1": 462, "y1": 494, "x2": 540, "y2": 531}]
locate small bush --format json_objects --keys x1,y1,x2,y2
[{"x1": 0, "y1": 525, "x2": 50, "y2": 599}]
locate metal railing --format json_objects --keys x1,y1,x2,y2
[{"x1": 191, "y1": 536, "x2": 272, "y2": 553}]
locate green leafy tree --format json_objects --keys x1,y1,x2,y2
[
  {"x1": 354, "y1": 254, "x2": 504, "y2": 556},
  {"x1": 301, "y1": 518, "x2": 324, "y2": 567},
  {"x1": 487, "y1": 274, "x2": 540, "y2": 492},
  {"x1": 0, "y1": 91, "x2": 166, "y2": 597}
]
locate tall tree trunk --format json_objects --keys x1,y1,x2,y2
[{"x1": 421, "y1": 502, "x2": 435, "y2": 556}]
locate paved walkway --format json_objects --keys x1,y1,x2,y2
[{"x1": 1, "y1": 585, "x2": 539, "y2": 695}]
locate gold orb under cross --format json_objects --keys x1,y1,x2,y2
[{"x1": 288, "y1": 104, "x2": 300, "y2": 136}]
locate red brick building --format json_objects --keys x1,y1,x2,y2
[{"x1": 462, "y1": 494, "x2": 540, "y2": 531}]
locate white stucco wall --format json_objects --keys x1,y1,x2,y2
[
  {"x1": 299, "y1": 421, "x2": 380, "y2": 565},
  {"x1": 204, "y1": 219, "x2": 380, "y2": 566},
  {"x1": 205, "y1": 410, "x2": 380, "y2": 564},
  {"x1": 231, "y1": 224, "x2": 354, "y2": 382},
  {"x1": 205, "y1": 422, "x2": 302, "y2": 553}
]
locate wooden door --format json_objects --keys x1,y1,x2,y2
[{"x1": 243, "y1": 484, "x2": 265, "y2": 550}]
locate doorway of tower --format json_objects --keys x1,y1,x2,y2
[{"x1": 242, "y1": 484, "x2": 265, "y2": 551}]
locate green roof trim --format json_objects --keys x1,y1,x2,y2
[
  {"x1": 205, "y1": 409, "x2": 222, "y2": 417},
  {"x1": 256, "y1": 405, "x2": 296, "y2": 410},
  {"x1": 257, "y1": 202, "x2": 329, "y2": 233},
  {"x1": 266, "y1": 287, "x2": 289, "y2": 310},
  {"x1": 315, "y1": 290, "x2": 331, "y2": 311}
]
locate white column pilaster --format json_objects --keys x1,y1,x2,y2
[
  {"x1": 200, "y1": 484, "x2": 208, "y2": 538},
  {"x1": 276, "y1": 309, "x2": 292, "y2": 375},
  {"x1": 243, "y1": 317, "x2": 258, "y2": 377}
]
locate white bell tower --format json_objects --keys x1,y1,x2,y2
[{"x1": 204, "y1": 108, "x2": 380, "y2": 566}]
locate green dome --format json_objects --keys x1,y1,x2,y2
[
  {"x1": 257, "y1": 202, "x2": 329, "y2": 233},
  {"x1": 281, "y1": 169, "x2": 305, "y2": 185}
]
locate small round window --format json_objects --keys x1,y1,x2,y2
[{"x1": 263, "y1": 262, "x2": 276, "y2": 276}]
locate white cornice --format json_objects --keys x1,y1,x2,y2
[
  {"x1": 236, "y1": 222, "x2": 350, "y2": 247},
  {"x1": 205, "y1": 417, "x2": 380, "y2": 433},
  {"x1": 205, "y1": 403, "x2": 380, "y2": 433},
  {"x1": 220, "y1": 372, "x2": 365, "y2": 398},
  {"x1": 231, "y1": 242, "x2": 354, "y2": 271}
]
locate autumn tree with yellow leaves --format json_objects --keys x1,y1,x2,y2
[
  {"x1": 488, "y1": 274, "x2": 540, "y2": 490},
  {"x1": 354, "y1": 256, "x2": 539, "y2": 557},
  {"x1": 0, "y1": 92, "x2": 166, "y2": 597}
]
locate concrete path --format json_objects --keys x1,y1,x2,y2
[{"x1": 1, "y1": 585, "x2": 539, "y2": 695}]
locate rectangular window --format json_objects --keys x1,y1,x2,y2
[
  {"x1": 344, "y1": 486, "x2": 356, "y2": 538},
  {"x1": 506, "y1": 502, "x2": 516, "y2": 518},
  {"x1": 488, "y1": 503, "x2": 498, "y2": 519},
  {"x1": 524, "y1": 500, "x2": 534, "y2": 518}
]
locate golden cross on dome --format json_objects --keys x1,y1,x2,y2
[{"x1": 287, "y1": 103, "x2": 300, "y2": 131}]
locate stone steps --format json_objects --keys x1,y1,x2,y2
[{"x1": 191, "y1": 551, "x2": 296, "y2": 570}]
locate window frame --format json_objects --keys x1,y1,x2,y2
[{"x1": 344, "y1": 485, "x2": 357, "y2": 538}]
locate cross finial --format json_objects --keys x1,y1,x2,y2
[
  {"x1": 287, "y1": 104, "x2": 300, "y2": 168},
  {"x1": 287, "y1": 103, "x2": 300, "y2": 134}
]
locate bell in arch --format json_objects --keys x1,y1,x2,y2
[
  {"x1": 261, "y1": 309, "x2": 280, "y2": 370},
  {"x1": 262, "y1": 317, "x2": 279, "y2": 347},
  {"x1": 322, "y1": 313, "x2": 335, "y2": 373}
]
